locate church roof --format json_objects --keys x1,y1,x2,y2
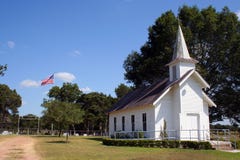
[
  {"x1": 108, "y1": 69, "x2": 215, "y2": 113},
  {"x1": 166, "y1": 25, "x2": 198, "y2": 66},
  {"x1": 108, "y1": 70, "x2": 192, "y2": 113}
]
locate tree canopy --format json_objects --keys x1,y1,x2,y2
[
  {"x1": 123, "y1": 6, "x2": 240, "y2": 124},
  {"x1": 42, "y1": 83, "x2": 116, "y2": 135},
  {"x1": 78, "y1": 92, "x2": 115, "y2": 134},
  {"x1": 0, "y1": 84, "x2": 22, "y2": 123},
  {"x1": 42, "y1": 83, "x2": 84, "y2": 136},
  {"x1": 0, "y1": 64, "x2": 7, "y2": 76},
  {"x1": 115, "y1": 83, "x2": 132, "y2": 99}
]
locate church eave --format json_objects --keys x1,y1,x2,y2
[
  {"x1": 166, "y1": 57, "x2": 198, "y2": 66},
  {"x1": 203, "y1": 92, "x2": 216, "y2": 107}
]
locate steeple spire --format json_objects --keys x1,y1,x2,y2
[
  {"x1": 167, "y1": 25, "x2": 198, "y2": 66},
  {"x1": 172, "y1": 25, "x2": 191, "y2": 60},
  {"x1": 167, "y1": 25, "x2": 198, "y2": 81}
]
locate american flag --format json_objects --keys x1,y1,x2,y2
[{"x1": 41, "y1": 74, "x2": 54, "y2": 86}]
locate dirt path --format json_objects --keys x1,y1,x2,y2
[{"x1": 0, "y1": 136, "x2": 40, "y2": 160}]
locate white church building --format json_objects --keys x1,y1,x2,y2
[{"x1": 108, "y1": 25, "x2": 216, "y2": 141}]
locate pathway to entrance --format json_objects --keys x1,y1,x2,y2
[{"x1": 0, "y1": 136, "x2": 40, "y2": 160}]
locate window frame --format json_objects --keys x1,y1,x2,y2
[
  {"x1": 122, "y1": 116, "x2": 125, "y2": 131},
  {"x1": 142, "y1": 113, "x2": 147, "y2": 131},
  {"x1": 114, "y1": 117, "x2": 117, "y2": 132},
  {"x1": 131, "y1": 115, "x2": 135, "y2": 131}
]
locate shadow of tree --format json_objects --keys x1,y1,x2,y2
[
  {"x1": 46, "y1": 140, "x2": 69, "y2": 144},
  {"x1": 84, "y1": 137, "x2": 103, "y2": 142}
]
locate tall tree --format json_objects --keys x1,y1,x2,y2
[
  {"x1": 123, "y1": 6, "x2": 240, "y2": 124},
  {"x1": 48, "y1": 83, "x2": 82, "y2": 102},
  {"x1": 42, "y1": 100, "x2": 84, "y2": 137},
  {"x1": 124, "y1": 11, "x2": 177, "y2": 87},
  {"x1": 42, "y1": 83, "x2": 84, "y2": 137},
  {"x1": 0, "y1": 84, "x2": 22, "y2": 123},
  {"x1": 78, "y1": 92, "x2": 114, "y2": 134}
]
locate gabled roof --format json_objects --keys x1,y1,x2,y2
[
  {"x1": 203, "y1": 92, "x2": 216, "y2": 107},
  {"x1": 179, "y1": 70, "x2": 210, "y2": 88},
  {"x1": 108, "y1": 69, "x2": 216, "y2": 113},
  {"x1": 109, "y1": 70, "x2": 193, "y2": 113}
]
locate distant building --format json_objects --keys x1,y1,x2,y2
[{"x1": 108, "y1": 25, "x2": 216, "y2": 141}]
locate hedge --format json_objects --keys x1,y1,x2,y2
[{"x1": 102, "y1": 139, "x2": 213, "y2": 150}]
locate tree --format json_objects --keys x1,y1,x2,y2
[
  {"x1": 48, "y1": 83, "x2": 82, "y2": 102},
  {"x1": 115, "y1": 83, "x2": 132, "y2": 99},
  {"x1": 42, "y1": 100, "x2": 84, "y2": 139},
  {"x1": 0, "y1": 64, "x2": 7, "y2": 76},
  {"x1": 0, "y1": 84, "x2": 22, "y2": 123},
  {"x1": 123, "y1": 6, "x2": 240, "y2": 124},
  {"x1": 78, "y1": 92, "x2": 114, "y2": 135},
  {"x1": 124, "y1": 11, "x2": 177, "y2": 87},
  {"x1": 42, "y1": 83, "x2": 84, "y2": 138}
]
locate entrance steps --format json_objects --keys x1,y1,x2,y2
[{"x1": 210, "y1": 141, "x2": 232, "y2": 150}]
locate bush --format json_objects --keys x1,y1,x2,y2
[{"x1": 102, "y1": 139, "x2": 212, "y2": 150}]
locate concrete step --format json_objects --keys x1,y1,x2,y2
[{"x1": 210, "y1": 141, "x2": 233, "y2": 150}]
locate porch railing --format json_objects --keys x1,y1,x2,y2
[{"x1": 112, "y1": 129, "x2": 232, "y2": 142}]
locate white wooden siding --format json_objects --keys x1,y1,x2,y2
[
  {"x1": 180, "y1": 76, "x2": 203, "y2": 113},
  {"x1": 109, "y1": 73, "x2": 211, "y2": 141},
  {"x1": 109, "y1": 105, "x2": 154, "y2": 136}
]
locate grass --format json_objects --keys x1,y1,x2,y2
[{"x1": 34, "y1": 136, "x2": 240, "y2": 160}]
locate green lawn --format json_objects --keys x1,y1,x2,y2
[{"x1": 34, "y1": 136, "x2": 240, "y2": 160}]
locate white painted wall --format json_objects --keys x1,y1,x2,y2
[
  {"x1": 179, "y1": 62, "x2": 195, "y2": 78},
  {"x1": 178, "y1": 76, "x2": 210, "y2": 140},
  {"x1": 154, "y1": 90, "x2": 175, "y2": 139},
  {"x1": 109, "y1": 74, "x2": 211, "y2": 141},
  {"x1": 169, "y1": 62, "x2": 195, "y2": 81},
  {"x1": 108, "y1": 105, "x2": 154, "y2": 136}
]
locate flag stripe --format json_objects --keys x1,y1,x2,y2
[{"x1": 41, "y1": 74, "x2": 54, "y2": 86}]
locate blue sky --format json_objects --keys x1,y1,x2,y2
[{"x1": 1, "y1": 0, "x2": 240, "y2": 116}]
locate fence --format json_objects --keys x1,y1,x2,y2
[
  {"x1": 112, "y1": 129, "x2": 212, "y2": 141},
  {"x1": 112, "y1": 129, "x2": 238, "y2": 141}
]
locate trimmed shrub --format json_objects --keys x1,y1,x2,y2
[{"x1": 102, "y1": 139, "x2": 212, "y2": 150}]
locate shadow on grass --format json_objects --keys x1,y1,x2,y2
[
  {"x1": 32, "y1": 135, "x2": 60, "y2": 138},
  {"x1": 46, "y1": 140, "x2": 70, "y2": 144},
  {"x1": 85, "y1": 137, "x2": 103, "y2": 142}
]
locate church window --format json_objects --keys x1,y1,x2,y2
[
  {"x1": 131, "y1": 115, "x2": 135, "y2": 131},
  {"x1": 114, "y1": 117, "x2": 117, "y2": 131},
  {"x1": 142, "y1": 113, "x2": 147, "y2": 131}
]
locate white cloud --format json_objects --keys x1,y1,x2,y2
[
  {"x1": 73, "y1": 50, "x2": 81, "y2": 56},
  {"x1": 7, "y1": 41, "x2": 15, "y2": 49},
  {"x1": 236, "y1": 10, "x2": 240, "y2": 20},
  {"x1": 20, "y1": 79, "x2": 40, "y2": 87},
  {"x1": 80, "y1": 87, "x2": 93, "y2": 93},
  {"x1": 69, "y1": 50, "x2": 81, "y2": 57},
  {"x1": 55, "y1": 72, "x2": 76, "y2": 82}
]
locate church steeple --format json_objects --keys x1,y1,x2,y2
[
  {"x1": 172, "y1": 25, "x2": 191, "y2": 60},
  {"x1": 167, "y1": 25, "x2": 198, "y2": 81}
]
